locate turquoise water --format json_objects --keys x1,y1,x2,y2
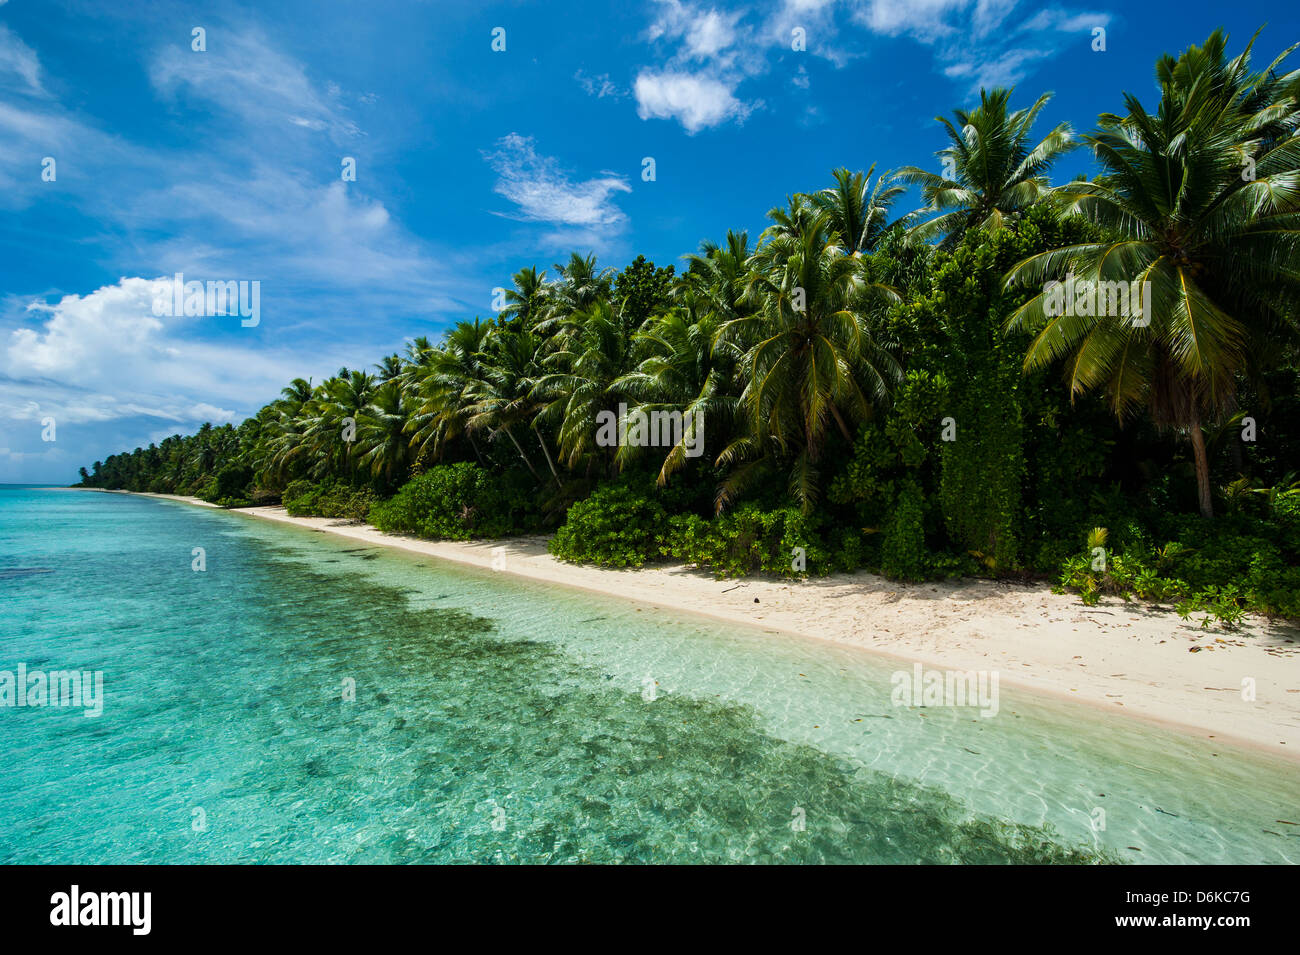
[{"x1": 1, "y1": 486, "x2": 1295, "y2": 864}]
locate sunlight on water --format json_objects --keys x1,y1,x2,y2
[{"x1": 1, "y1": 488, "x2": 1295, "y2": 863}]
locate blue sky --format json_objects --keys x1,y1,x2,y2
[{"x1": 1, "y1": 0, "x2": 1296, "y2": 482}]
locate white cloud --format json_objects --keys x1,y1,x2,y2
[
  {"x1": 648, "y1": 0, "x2": 739, "y2": 53},
  {"x1": 0, "y1": 24, "x2": 43, "y2": 94},
  {"x1": 765, "y1": 0, "x2": 854, "y2": 66},
  {"x1": 0, "y1": 22, "x2": 473, "y2": 321},
  {"x1": 150, "y1": 28, "x2": 359, "y2": 140},
  {"x1": 484, "y1": 133, "x2": 631, "y2": 228},
  {"x1": 850, "y1": 0, "x2": 971, "y2": 41},
  {"x1": 635, "y1": 0, "x2": 762, "y2": 132},
  {"x1": 574, "y1": 69, "x2": 626, "y2": 99},
  {"x1": 650, "y1": 3, "x2": 744, "y2": 60},
  {"x1": 0, "y1": 277, "x2": 376, "y2": 430},
  {"x1": 840, "y1": 0, "x2": 1113, "y2": 94},
  {"x1": 972, "y1": 0, "x2": 1022, "y2": 37},
  {"x1": 1020, "y1": 8, "x2": 1111, "y2": 33},
  {"x1": 944, "y1": 48, "x2": 1050, "y2": 90},
  {"x1": 634, "y1": 69, "x2": 753, "y2": 133}
]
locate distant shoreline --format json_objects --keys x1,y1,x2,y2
[{"x1": 94, "y1": 488, "x2": 1300, "y2": 763}]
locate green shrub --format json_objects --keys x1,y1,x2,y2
[
  {"x1": 1269, "y1": 495, "x2": 1300, "y2": 559},
  {"x1": 282, "y1": 479, "x2": 314, "y2": 505},
  {"x1": 323, "y1": 486, "x2": 373, "y2": 520},
  {"x1": 370, "y1": 463, "x2": 517, "y2": 539},
  {"x1": 284, "y1": 483, "x2": 324, "y2": 517},
  {"x1": 1052, "y1": 520, "x2": 1300, "y2": 626},
  {"x1": 549, "y1": 480, "x2": 668, "y2": 567},
  {"x1": 249, "y1": 487, "x2": 281, "y2": 506},
  {"x1": 829, "y1": 524, "x2": 872, "y2": 573},
  {"x1": 211, "y1": 464, "x2": 253, "y2": 502},
  {"x1": 282, "y1": 480, "x2": 374, "y2": 521},
  {"x1": 663, "y1": 504, "x2": 827, "y2": 578},
  {"x1": 879, "y1": 480, "x2": 929, "y2": 580}
]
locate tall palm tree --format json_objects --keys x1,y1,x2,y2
[
  {"x1": 302, "y1": 369, "x2": 375, "y2": 479},
  {"x1": 715, "y1": 206, "x2": 901, "y2": 510},
  {"x1": 683, "y1": 230, "x2": 753, "y2": 325},
  {"x1": 530, "y1": 300, "x2": 632, "y2": 473},
  {"x1": 464, "y1": 327, "x2": 559, "y2": 485},
  {"x1": 260, "y1": 378, "x2": 315, "y2": 483},
  {"x1": 497, "y1": 266, "x2": 550, "y2": 332},
  {"x1": 612, "y1": 293, "x2": 740, "y2": 485},
  {"x1": 535, "y1": 252, "x2": 614, "y2": 336},
  {"x1": 896, "y1": 87, "x2": 1076, "y2": 245},
  {"x1": 811, "y1": 165, "x2": 906, "y2": 255},
  {"x1": 406, "y1": 319, "x2": 492, "y2": 464},
  {"x1": 375, "y1": 354, "x2": 404, "y2": 381},
  {"x1": 356, "y1": 379, "x2": 414, "y2": 486},
  {"x1": 1003, "y1": 30, "x2": 1300, "y2": 517}
]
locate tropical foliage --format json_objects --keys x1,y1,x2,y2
[{"x1": 80, "y1": 30, "x2": 1300, "y2": 624}]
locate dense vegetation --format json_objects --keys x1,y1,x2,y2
[{"x1": 80, "y1": 31, "x2": 1300, "y2": 625}]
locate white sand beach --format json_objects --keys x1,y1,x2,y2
[{"x1": 132, "y1": 492, "x2": 1300, "y2": 761}]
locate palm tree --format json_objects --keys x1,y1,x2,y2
[
  {"x1": 497, "y1": 266, "x2": 550, "y2": 332},
  {"x1": 530, "y1": 300, "x2": 633, "y2": 473},
  {"x1": 404, "y1": 320, "x2": 493, "y2": 465},
  {"x1": 302, "y1": 369, "x2": 375, "y2": 479},
  {"x1": 811, "y1": 165, "x2": 906, "y2": 255},
  {"x1": 356, "y1": 379, "x2": 414, "y2": 486},
  {"x1": 261, "y1": 379, "x2": 318, "y2": 484},
  {"x1": 683, "y1": 230, "x2": 753, "y2": 325},
  {"x1": 612, "y1": 292, "x2": 740, "y2": 485},
  {"x1": 715, "y1": 205, "x2": 901, "y2": 510},
  {"x1": 896, "y1": 87, "x2": 1076, "y2": 245},
  {"x1": 375, "y1": 354, "x2": 404, "y2": 381},
  {"x1": 465, "y1": 327, "x2": 560, "y2": 485},
  {"x1": 1003, "y1": 30, "x2": 1300, "y2": 517},
  {"x1": 535, "y1": 252, "x2": 614, "y2": 336}
]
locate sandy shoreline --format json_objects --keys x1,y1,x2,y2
[{"x1": 111, "y1": 490, "x2": 1300, "y2": 761}]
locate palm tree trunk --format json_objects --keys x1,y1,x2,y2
[
  {"x1": 467, "y1": 432, "x2": 486, "y2": 467},
  {"x1": 502, "y1": 426, "x2": 540, "y2": 481},
  {"x1": 829, "y1": 403, "x2": 854, "y2": 443},
  {"x1": 1188, "y1": 403, "x2": 1214, "y2": 518},
  {"x1": 535, "y1": 431, "x2": 562, "y2": 488}
]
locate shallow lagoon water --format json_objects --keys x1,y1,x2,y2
[{"x1": 1, "y1": 487, "x2": 1295, "y2": 863}]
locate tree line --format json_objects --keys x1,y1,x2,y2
[{"x1": 80, "y1": 30, "x2": 1300, "y2": 622}]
